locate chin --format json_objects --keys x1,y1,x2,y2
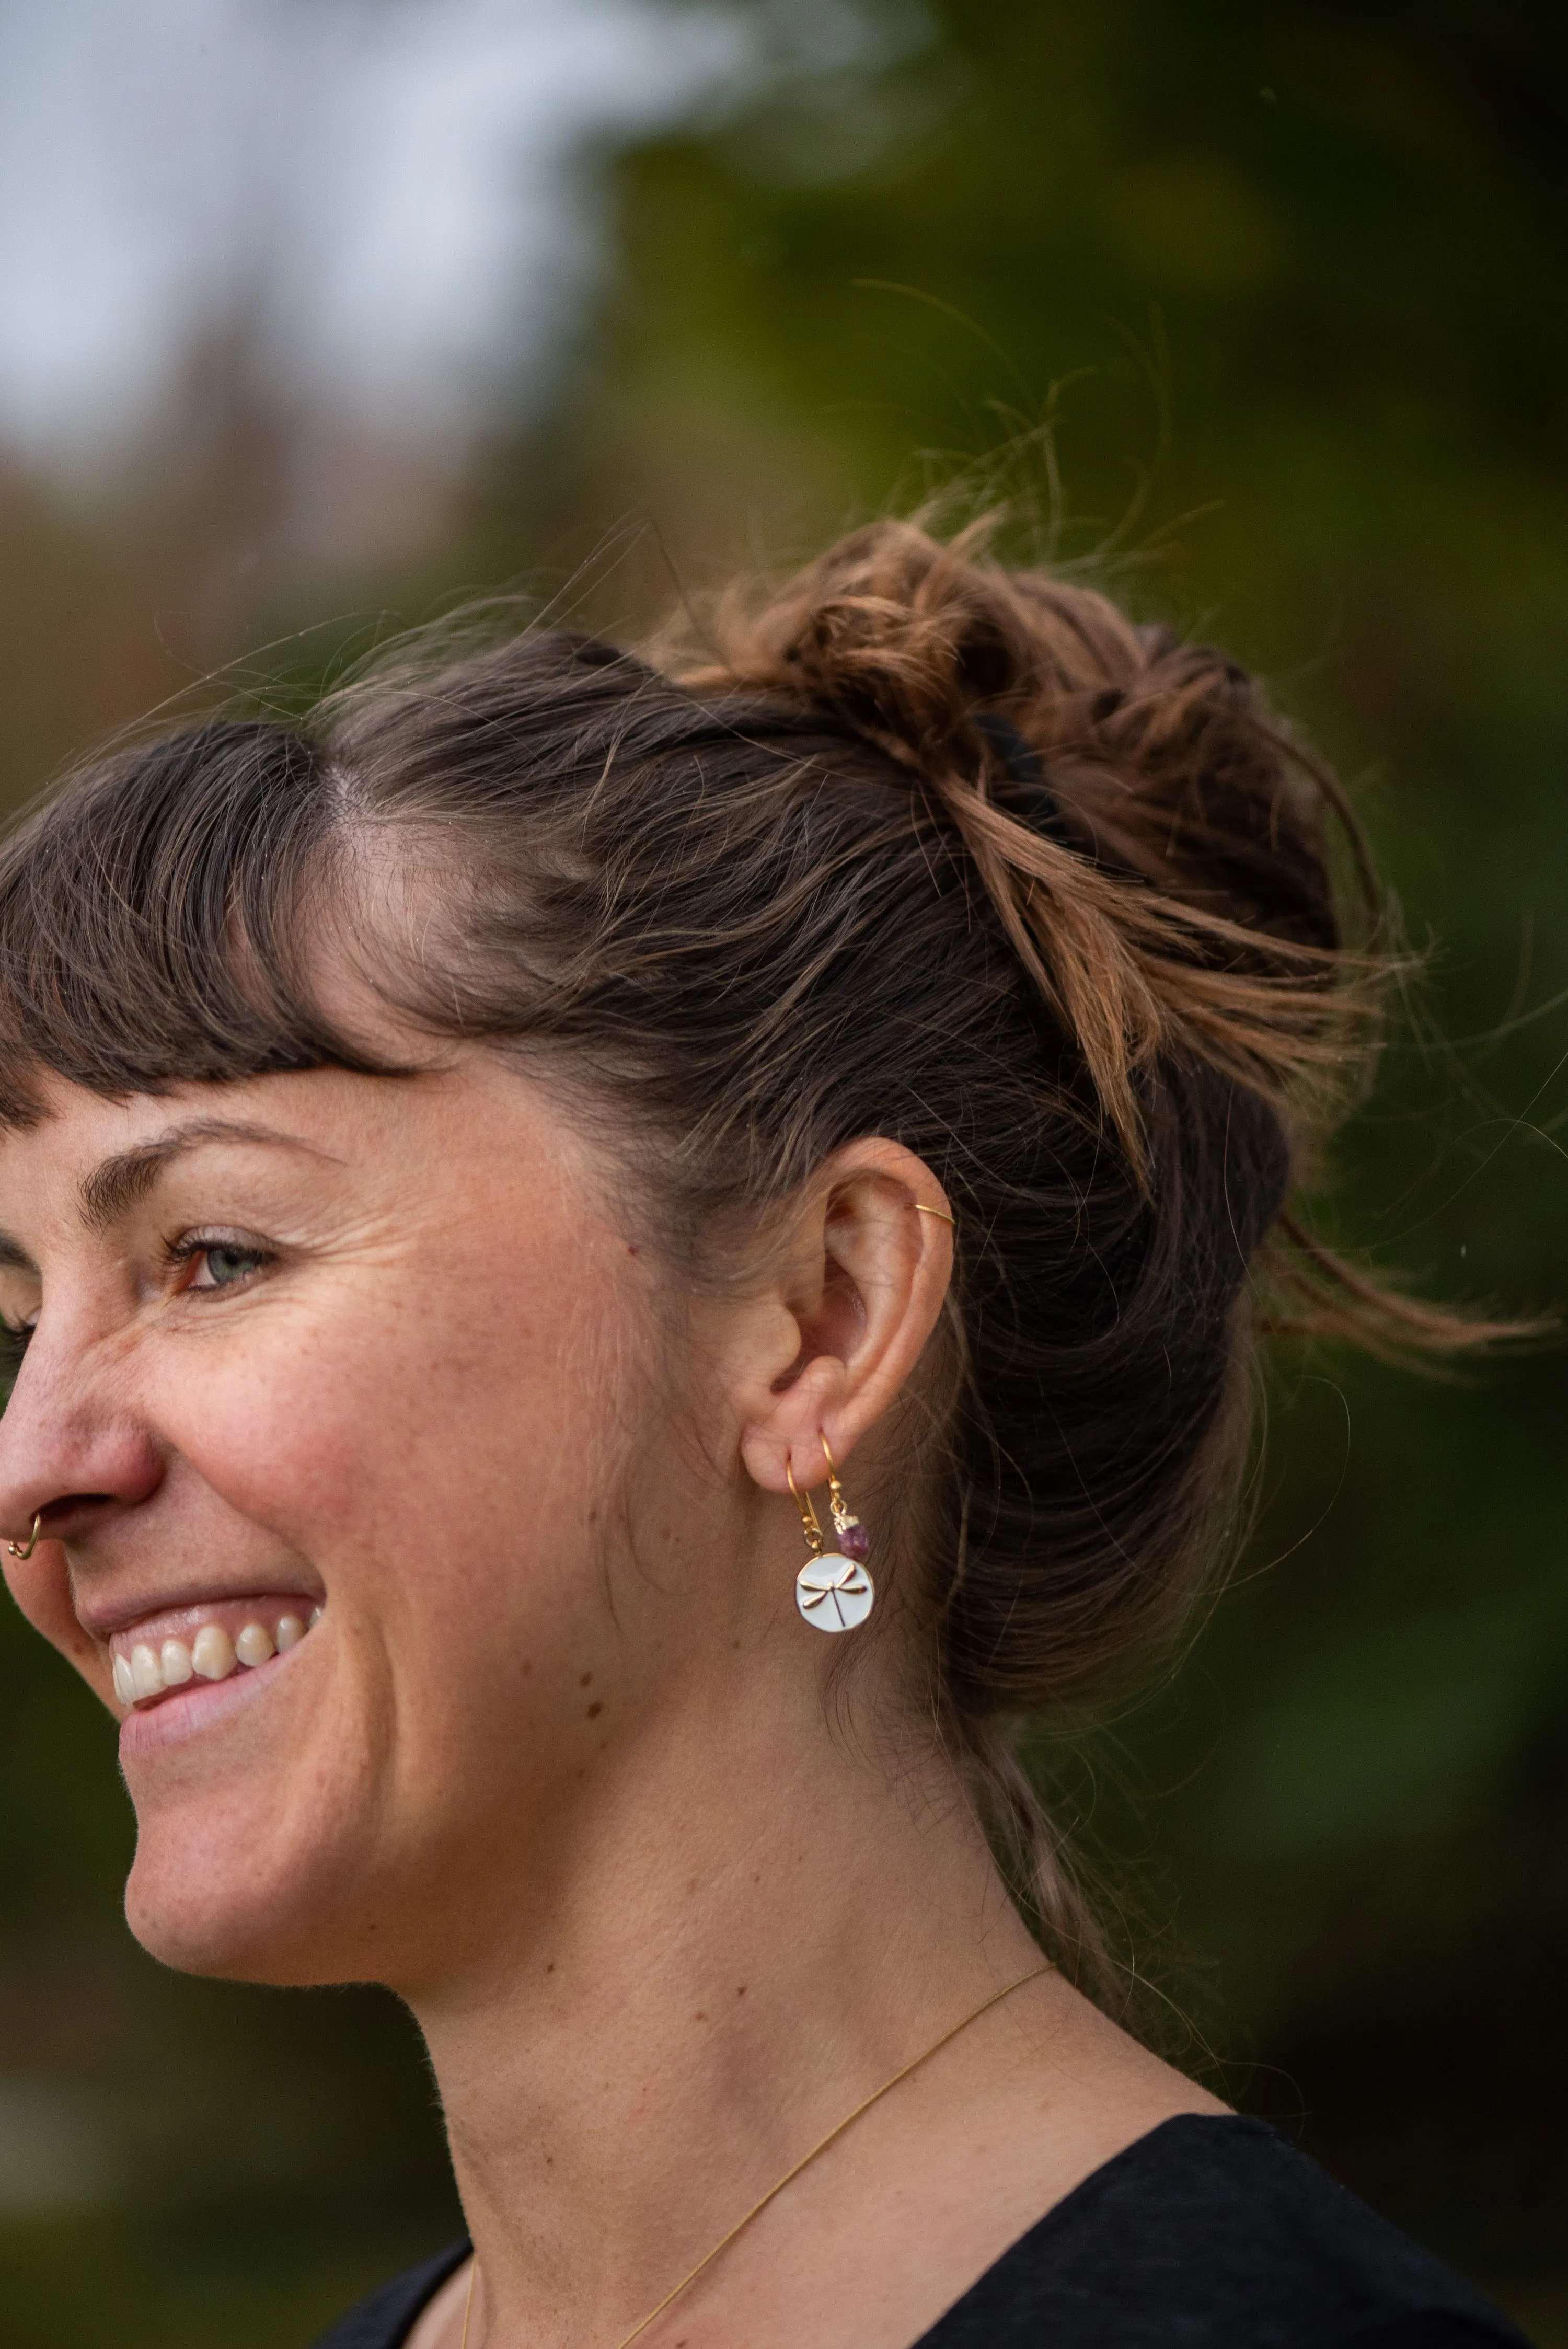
[
  {"x1": 122, "y1": 1816, "x2": 371, "y2": 1984},
  {"x1": 120, "y1": 1755, "x2": 387, "y2": 1988}
]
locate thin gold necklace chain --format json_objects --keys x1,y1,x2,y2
[{"x1": 458, "y1": 1961, "x2": 1052, "y2": 2349}]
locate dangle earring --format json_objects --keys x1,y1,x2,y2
[{"x1": 787, "y1": 1434, "x2": 874, "y2": 1633}]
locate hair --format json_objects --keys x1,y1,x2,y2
[{"x1": 0, "y1": 516, "x2": 1490, "y2": 2004}]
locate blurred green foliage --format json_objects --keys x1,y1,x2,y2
[{"x1": 1, "y1": 1, "x2": 1566, "y2": 2340}]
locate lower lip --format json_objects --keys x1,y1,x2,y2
[{"x1": 118, "y1": 1644, "x2": 303, "y2": 1758}]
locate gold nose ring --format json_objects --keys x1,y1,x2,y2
[{"x1": 7, "y1": 1513, "x2": 42, "y2": 1560}]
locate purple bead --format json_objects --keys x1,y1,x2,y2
[{"x1": 839, "y1": 1519, "x2": 871, "y2": 1563}]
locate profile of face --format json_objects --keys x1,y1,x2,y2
[
  {"x1": 0, "y1": 518, "x2": 1382, "y2": 2072},
  {"x1": 0, "y1": 1043, "x2": 947, "y2": 1997},
  {"x1": 0, "y1": 1056, "x2": 621, "y2": 1982}
]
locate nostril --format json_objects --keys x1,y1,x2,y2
[{"x1": 30, "y1": 1495, "x2": 117, "y2": 1539}]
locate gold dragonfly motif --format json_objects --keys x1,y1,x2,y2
[{"x1": 795, "y1": 1552, "x2": 875, "y2": 1632}]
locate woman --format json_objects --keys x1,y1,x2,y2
[{"x1": 0, "y1": 521, "x2": 1528, "y2": 2348}]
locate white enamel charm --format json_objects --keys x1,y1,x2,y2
[{"x1": 794, "y1": 1551, "x2": 875, "y2": 1633}]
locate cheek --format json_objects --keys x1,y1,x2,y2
[
  {"x1": 155, "y1": 1258, "x2": 604, "y2": 1548},
  {"x1": 145, "y1": 1252, "x2": 645, "y2": 1720},
  {"x1": 118, "y1": 1257, "x2": 666, "y2": 1984}
]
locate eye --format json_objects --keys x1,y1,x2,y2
[
  {"x1": 195, "y1": 1245, "x2": 268, "y2": 1289},
  {"x1": 172, "y1": 1234, "x2": 275, "y2": 1294}
]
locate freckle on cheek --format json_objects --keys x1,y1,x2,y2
[{"x1": 586, "y1": 1701, "x2": 602, "y2": 1719}]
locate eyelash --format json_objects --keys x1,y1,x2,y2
[{"x1": 163, "y1": 1231, "x2": 278, "y2": 1294}]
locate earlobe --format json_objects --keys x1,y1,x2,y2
[{"x1": 740, "y1": 1352, "x2": 850, "y2": 1498}]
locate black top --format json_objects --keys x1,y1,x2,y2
[{"x1": 309, "y1": 2115, "x2": 1532, "y2": 2348}]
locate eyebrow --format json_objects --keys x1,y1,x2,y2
[{"x1": 78, "y1": 1118, "x2": 339, "y2": 1233}]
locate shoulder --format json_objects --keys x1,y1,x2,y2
[
  {"x1": 307, "y1": 2242, "x2": 470, "y2": 2349},
  {"x1": 917, "y1": 2116, "x2": 1532, "y2": 2349}
]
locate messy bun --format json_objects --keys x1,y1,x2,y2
[
  {"x1": 0, "y1": 517, "x2": 1483, "y2": 1998},
  {"x1": 682, "y1": 519, "x2": 1358, "y2": 1161}
]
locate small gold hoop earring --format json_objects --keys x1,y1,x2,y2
[
  {"x1": 7, "y1": 1512, "x2": 42, "y2": 1561},
  {"x1": 913, "y1": 1202, "x2": 956, "y2": 1229},
  {"x1": 789, "y1": 1437, "x2": 874, "y2": 1635}
]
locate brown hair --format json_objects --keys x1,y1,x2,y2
[{"x1": 0, "y1": 519, "x2": 1482, "y2": 1999}]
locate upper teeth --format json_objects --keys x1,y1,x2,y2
[{"x1": 111, "y1": 1607, "x2": 318, "y2": 1709}]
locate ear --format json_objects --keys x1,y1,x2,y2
[{"x1": 732, "y1": 1138, "x2": 954, "y2": 1500}]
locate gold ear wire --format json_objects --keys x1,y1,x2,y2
[
  {"x1": 785, "y1": 1457, "x2": 825, "y2": 1556},
  {"x1": 820, "y1": 1432, "x2": 845, "y2": 1516},
  {"x1": 818, "y1": 1435, "x2": 871, "y2": 1569},
  {"x1": 913, "y1": 1203, "x2": 956, "y2": 1228},
  {"x1": 7, "y1": 1511, "x2": 42, "y2": 1561}
]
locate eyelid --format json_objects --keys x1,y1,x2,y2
[
  {"x1": 163, "y1": 1227, "x2": 280, "y2": 1295},
  {"x1": 163, "y1": 1224, "x2": 274, "y2": 1262}
]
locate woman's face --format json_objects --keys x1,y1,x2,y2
[{"x1": 0, "y1": 1055, "x2": 716, "y2": 1988}]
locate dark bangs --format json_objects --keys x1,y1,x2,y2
[{"x1": 0, "y1": 718, "x2": 383, "y2": 1125}]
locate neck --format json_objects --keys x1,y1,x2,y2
[{"x1": 406, "y1": 1669, "x2": 1038, "y2": 2349}]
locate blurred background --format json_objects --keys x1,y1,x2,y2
[{"x1": 1, "y1": 0, "x2": 1565, "y2": 2340}]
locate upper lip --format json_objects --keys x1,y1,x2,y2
[{"x1": 75, "y1": 1578, "x2": 322, "y2": 1644}]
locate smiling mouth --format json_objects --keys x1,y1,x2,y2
[{"x1": 108, "y1": 1598, "x2": 323, "y2": 1710}]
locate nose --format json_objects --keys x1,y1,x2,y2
[{"x1": 0, "y1": 1321, "x2": 165, "y2": 1552}]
